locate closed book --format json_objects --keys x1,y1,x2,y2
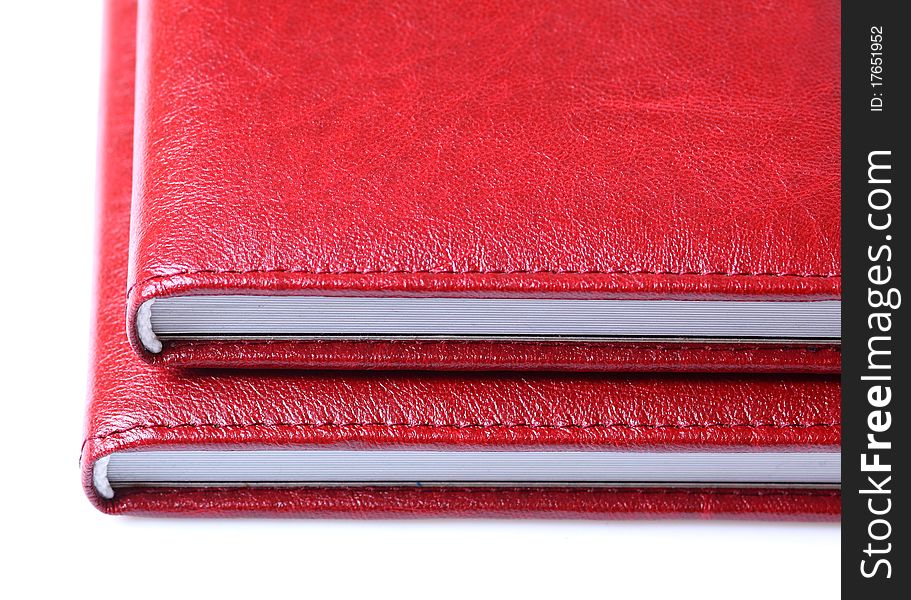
[{"x1": 125, "y1": 0, "x2": 841, "y2": 371}]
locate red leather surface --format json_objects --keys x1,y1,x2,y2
[
  {"x1": 103, "y1": 487, "x2": 840, "y2": 521},
  {"x1": 158, "y1": 339, "x2": 841, "y2": 373},
  {"x1": 84, "y1": 0, "x2": 840, "y2": 518},
  {"x1": 125, "y1": 0, "x2": 841, "y2": 370}
]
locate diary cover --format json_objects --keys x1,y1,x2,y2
[
  {"x1": 124, "y1": 0, "x2": 841, "y2": 371},
  {"x1": 83, "y1": 0, "x2": 840, "y2": 518}
]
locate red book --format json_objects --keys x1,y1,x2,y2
[
  {"x1": 124, "y1": 0, "x2": 841, "y2": 372},
  {"x1": 83, "y1": 0, "x2": 840, "y2": 518}
]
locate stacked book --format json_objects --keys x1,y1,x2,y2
[{"x1": 83, "y1": 0, "x2": 841, "y2": 518}]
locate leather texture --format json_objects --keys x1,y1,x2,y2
[
  {"x1": 125, "y1": 0, "x2": 841, "y2": 371},
  {"x1": 105, "y1": 487, "x2": 839, "y2": 520},
  {"x1": 83, "y1": 0, "x2": 841, "y2": 518},
  {"x1": 156, "y1": 339, "x2": 841, "y2": 373}
]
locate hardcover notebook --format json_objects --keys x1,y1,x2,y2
[
  {"x1": 83, "y1": 0, "x2": 841, "y2": 518},
  {"x1": 126, "y1": 0, "x2": 841, "y2": 371}
]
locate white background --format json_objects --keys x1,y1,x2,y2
[{"x1": 0, "y1": 2, "x2": 838, "y2": 598}]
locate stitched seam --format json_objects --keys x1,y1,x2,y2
[
  {"x1": 166, "y1": 340, "x2": 841, "y2": 354},
  {"x1": 127, "y1": 268, "x2": 841, "y2": 297},
  {"x1": 87, "y1": 420, "x2": 841, "y2": 445},
  {"x1": 112, "y1": 487, "x2": 840, "y2": 499}
]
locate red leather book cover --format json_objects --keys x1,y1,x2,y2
[
  {"x1": 83, "y1": 0, "x2": 840, "y2": 518},
  {"x1": 124, "y1": 0, "x2": 841, "y2": 371}
]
